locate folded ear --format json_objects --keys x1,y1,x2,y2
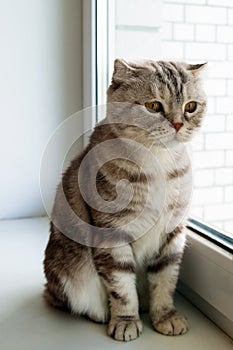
[
  {"x1": 186, "y1": 62, "x2": 208, "y2": 76},
  {"x1": 112, "y1": 59, "x2": 136, "y2": 84}
]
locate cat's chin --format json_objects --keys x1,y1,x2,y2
[
  {"x1": 165, "y1": 138, "x2": 181, "y2": 148},
  {"x1": 175, "y1": 133, "x2": 193, "y2": 143},
  {"x1": 156, "y1": 134, "x2": 176, "y2": 147},
  {"x1": 164, "y1": 135, "x2": 191, "y2": 148}
]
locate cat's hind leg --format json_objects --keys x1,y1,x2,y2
[
  {"x1": 44, "y1": 268, "x2": 109, "y2": 323},
  {"x1": 61, "y1": 263, "x2": 109, "y2": 323},
  {"x1": 44, "y1": 231, "x2": 109, "y2": 322},
  {"x1": 43, "y1": 283, "x2": 70, "y2": 312}
]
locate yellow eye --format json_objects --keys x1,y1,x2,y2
[
  {"x1": 185, "y1": 101, "x2": 197, "y2": 113},
  {"x1": 145, "y1": 101, "x2": 163, "y2": 113}
]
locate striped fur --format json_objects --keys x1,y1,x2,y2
[{"x1": 43, "y1": 59, "x2": 207, "y2": 341}]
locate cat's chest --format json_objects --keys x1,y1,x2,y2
[
  {"x1": 131, "y1": 219, "x2": 167, "y2": 264},
  {"x1": 131, "y1": 183, "x2": 181, "y2": 262},
  {"x1": 124, "y1": 170, "x2": 181, "y2": 252},
  {"x1": 131, "y1": 153, "x2": 191, "y2": 262}
]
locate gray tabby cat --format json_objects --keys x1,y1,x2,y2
[{"x1": 43, "y1": 59, "x2": 207, "y2": 341}]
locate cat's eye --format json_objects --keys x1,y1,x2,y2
[
  {"x1": 145, "y1": 101, "x2": 163, "y2": 113},
  {"x1": 185, "y1": 101, "x2": 197, "y2": 113}
]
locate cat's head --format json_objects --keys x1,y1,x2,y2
[{"x1": 107, "y1": 59, "x2": 207, "y2": 145}]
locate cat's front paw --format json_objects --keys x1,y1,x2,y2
[
  {"x1": 153, "y1": 311, "x2": 189, "y2": 336},
  {"x1": 108, "y1": 317, "x2": 143, "y2": 341}
]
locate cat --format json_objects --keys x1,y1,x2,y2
[{"x1": 43, "y1": 59, "x2": 207, "y2": 342}]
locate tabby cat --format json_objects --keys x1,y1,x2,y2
[{"x1": 44, "y1": 59, "x2": 207, "y2": 341}]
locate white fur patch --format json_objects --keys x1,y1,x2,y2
[
  {"x1": 130, "y1": 142, "x2": 191, "y2": 262},
  {"x1": 61, "y1": 264, "x2": 109, "y2": 322}
]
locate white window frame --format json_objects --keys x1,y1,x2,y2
[
  {"x1": 82, "y1": 0, "x2": 233, "y2": 339},
  {"x1": 179, "y1": 229, "x2": 233, "y2": 338},
  {"x1": 82, "y1": 0, "x2": 97, "y2": 146}
]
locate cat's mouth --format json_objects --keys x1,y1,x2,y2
[{"x1": 151, "y1": 132, "x2": 176, "y2": 146}]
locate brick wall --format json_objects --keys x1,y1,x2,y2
[
  {"x1": 115, "y1": 0, "x2": 233, "y2": 235},
  {"x1": 162, "y1": 0, "x2": 233, "y2": 234}
]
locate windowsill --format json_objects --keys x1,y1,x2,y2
[
  {"x1": 0, "y1": 217, "x2": 232, "y2": 349},
  {"x1": 179, "y1": 227, "x2": 233, "y2": 338}
]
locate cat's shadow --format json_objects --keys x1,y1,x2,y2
[
  {"x1": 0, "y1": 291, "x2": 153, "y2": 349},
  {"x1": 0, "y1": 291, "x2": 194, "y2": 350},
  {"x1": 0, "y1": 292, "x2": 101, "y2": 348}
]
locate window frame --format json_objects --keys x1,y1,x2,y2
[
  {"x1": 179, "y1": 226, "x2": 233, "y2": 338},
  {"x1": 188, "y1": 218, "x2": 233, "y2": 254},
  {"x1": 82, "y1": 0, "x2": 97, "y2": 147},
  {"x1": 83, "y1": 0, "x2": 233, "y2": 339}
]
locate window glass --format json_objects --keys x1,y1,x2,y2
[{"x1": 100, "y1": 0, "x2": 233, "y2": 239}]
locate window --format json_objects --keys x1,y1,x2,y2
[
  {"x1": 96, "y1": 0, "x2": 233, "y2": 242},
  {"x1": 91, "y1": 0, "x2": 233, "y2": 337}
]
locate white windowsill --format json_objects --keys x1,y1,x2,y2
[
  {"x1": 179, "y1": 228, "x2": 233, "y2": 338},
  {"x1": 0, "y1": 217, "x2": 232, "y2": 350}
]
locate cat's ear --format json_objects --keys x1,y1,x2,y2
[
  {"x1": 112, "y1": 59, "x2": 135, "y2": 84},
  {"x1": 186, "y1": 62, "x2": 208, "y2": 76}
]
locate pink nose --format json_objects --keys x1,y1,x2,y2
[{"x1": 172, "y1": 122, "x2": 183, "y2": 132}]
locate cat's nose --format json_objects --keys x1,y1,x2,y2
[{"x1": 172, "y1": 122, "x2": 183, "y2": 132}]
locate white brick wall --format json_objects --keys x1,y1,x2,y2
[
  {"x1": 205, "y1": 133, "x2": 233, "y2": 150},
  {"x1": 191, "y1": 133, "x2": 204, "y2": 151},
  {"x1": 185, "y1": 43, "x2": 226, "y2": 61},
  {"x1": 206, "y1": 97, "x2": 215, "y2": 114},
  {"x1": 192, "y1": 187, "x2": 223, "y2": 206},
  {"x1": 226, "y1": 116, "x2": 233, "y2": 131},
  {"x1": 229, "y1": 9, "x2": 233, "y2": 25},
  {"x1": 204, "y1": 79, "x2": 226, "y2": 96},
  {"x1": 116, "y1": 0, "x2": 162, "y2": 27},
  {"x1": 202, "y1": 115, "x2": 225, "y2": 133},
  {"x1": 114, "y1": 0, "x2": 233, "y2": 236},
  {"x1": 115, "y1": 0, "x2": 162, "y2": 60},
  {"x1": 164, "y1": 1, "x2": 233, "y2": 234},
  {"x1": 227, "y1": 45, "x2": 233, "y2": 60},
  {"x1": 196, "y1": 24, "x2": 216, "y2": 42},
  {"x1": 162, "y1": 41, "x2": 184, "y2": 60},
  {"x1": 185, "y1": 6, "x2": 227, "y2": 24},
  {"x1": 162, "y1": 4, "x2": 184, "y2": 22},
  {"x1": 115, "y1": 29, "x2": 161, "y2": 60},
  {"x1": 216, "y1": 97, "x2": 233, "y2": 114},
  {"x1": 160, "y1": 22, "x2": 173, "y2": 40},
  {"x1": 227, "y1": 80, "x2": 233, "y2": 95},
  {"x1": 217, "y1": 26, "x2": 233, "y2": 43},
  {"x1": 225, "y1": 186, "x2": 233, "y2": 202},
  {"x1": 204, "y1": 204, "x2": 233, "y2": 221},
  {"x1": 226, "y1": 150, "x2": 233, "y2": 166},
  {"x1": 174, "y1": 23, "x2": 194, "y2": 41},
  {"x1": 208, "y1": 62, "x2": 233, "y2": 78},
  {"x1": 208, "y1": 0, "x2": 233, "y2": 8},
  {"x1": 193, "y1": 151, "x2": 225, "y2": 168},
  {"x1": 194, "y1": 169, "x2": 214, "y2": 187},
  {"x1": 215, "y1": 168, "x2": 233, "y2": 185},
  {"x1": 191, "y1": 206, "x2": 203, "y2": 218},
  {"x1": 169, "y1": 0, "x2": 205, "y2": 4}
]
